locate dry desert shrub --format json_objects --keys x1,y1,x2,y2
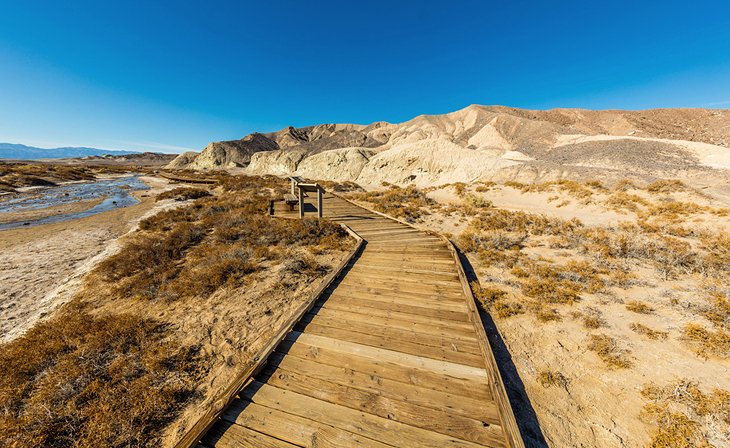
[
  {"x1": 462, "y1": 194, "x2": 493, "y2": 216},
  {"x1": 512, "y1": 260, "x2": 582, "y2": 305},
  {"x1": 513, "y1": 179, "x2": 599, "y2": 203},
  {"x1": 626, "y1": 300, "x2": 655, "y2": 314},
  {"x1": 630, "y1": 322, "x2": 669, "y2": 340},
  {"x1": 0, "y1": 308, "x2": 206, "y2": 448},
  {"x1": 571, "y1": 308, "x2": 606, "y2": 329},
  {"x1": 613, "y1": 179, "x2": 640, "y2": 191},
  {"x1": 604, "y1": 191, "x2": 650, "y2": 213},
  {"x1": 587, "y1": 334, "x2": 633, "y2": 368},
  {"x1": 645, "y1": 179, "x2": 689, "y2": 194},
  {"x1": 99, "y1": 195, "x2": 350, "y2": 301},
  {"x1": 314, "y1": 179, "x2": 363, "y2": 192},
  {"x1": 470, "y1": 281, "x2": 524, "y2": 318},
  {"x1": 351, "y1": 184, "x2": 436, "y2": 222},
  {"x1": 537, "y1": 369, "x2": 569, "y2": 388},
  {"x1": 641, "y1": 380, "x2": 729, "y2": 448},
  {"x1": 681, "y1": 324, "x2": 730, "y2": 358},
  {"x1": 156, "y1": 186, "x2": 212, "y2": 201}
]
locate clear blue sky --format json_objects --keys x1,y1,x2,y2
[{"x1": 1, "y1": 0, "x2": 729, "y2": 153}]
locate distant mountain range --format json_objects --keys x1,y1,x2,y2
[{"x1": 0, "y1": 143, "x2": 139, "y2": 160}]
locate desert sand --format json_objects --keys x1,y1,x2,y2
[{"x1": 368, "y1": 181, "x2": 730, "y2": 447}]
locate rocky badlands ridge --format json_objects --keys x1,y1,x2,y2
[{"x1": 168, "y1": 105, "x2": 730, "y2": 187}]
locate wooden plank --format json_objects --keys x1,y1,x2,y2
[
  {"x1": 338, "y1": 270, "x2": 463, "y2": 286},
  {"x1": 284, "y1": 332, "x2": 487, "y2": 381},
  {"x1": 220, "y1": 400, "x2": 393, "y2": 448},
  {"x1": 320, "y1": 297, "x2": 470, "y2": 323},
  {"x1": 345, "y1": 265, "x2": 460, "y2": 280},
  {"x1": 243, "y1": 383, "x2": 492, "y2": 448},
  {"x1": 308, "y1": 305, "x2": 474, "y2": 335},
  {"x1": 266, "y1": 352, "x2": 496, "y2": 419},
  {"x1": 335, "y1": 277, "x2": 465, "y2": 294},
  {"x1": 349, "y1": 262, "x2": 458, "y2": 276},
  {"x1": 355, "y1": 254, "x2": 455, "y2": 264},
  {"x1": 277, "y1": 339, "x2": 490, "y2": 399},
  {"x1": 323, "y1": 294, "x2": 470, "y2": 321},
  {"x1": 203, "y1": 421, "x2": 299, "y2": 448},
  {"x1": 298, "y1": 321, "x2": 484, "y2": 367},
  {"x1": 327, "y1": 287, "x2": 467, "y2": 309},
  {"x1": 259, "y1": 366, "x2": 506, "y2": 446}
]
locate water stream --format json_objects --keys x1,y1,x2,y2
[{"x1": 0, "y1": 175, "x2": 149, "y2": 230}]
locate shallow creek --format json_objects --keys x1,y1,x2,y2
[{"x1": 0, "y1": 175, "x2": 149, "y2": 230}]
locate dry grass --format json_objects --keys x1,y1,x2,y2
[
  {"x1": 470, "y1": 281, "x2": 524, "y2": 318},
  {"x1": 630, "y1": 322, "x2": 669, "y2": 340},
  {"x1": 604, "y1": 191, "x2": 649, "y2": 213},
  {"x1": 645, "y1": 179, "x2": 689, "y2": 194},
  {"x1": 0, "y1": 306, "x2": 206, "y2": 447},
  {"x1": 351, "y1": 184, "x2": 436, "y2": 222},
  {"x1": 156, "y1": 187, "x2": 212, "y2": 201},
  {"x1": 641, "y1": 380, "x2": 729, "y2": 448},
  {"x1": 587, "y1": 334, "x2": 633, "y2": 368},
  {"x1": 681, "y1": 324, "x2": 730, "y2": 358},
  {"x1": 101, "y1": 192, "x2": 350, "y2": 301},
  {"x1": 626, "y1": 300, "x2": 655, "y2": 314},
  {"x1": 571, "y1": 308, "x2": 606, "y2": 329},
  {"x1": 537, "y1": 369, "x2": 569, "y2": 388},
  {"x1": 462, "y1": 194, "x2": 493, "y2": 216}
]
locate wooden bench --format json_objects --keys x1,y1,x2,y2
[{"x1": 284, "y1": 193, "x2": 298, "y2": 211}]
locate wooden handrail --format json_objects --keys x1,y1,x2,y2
[{"x1": 172, "y1": 219, "x2": 364, "y2": 448}]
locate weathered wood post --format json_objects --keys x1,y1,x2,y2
[
  {"x1": 317, "y1": 185, "x2": 323, "y2": 219},
  {"x1": 291, "y1": 178, "x2": 297, "y2": 195},
  {"x1": 298, "y1": 186, "x2": 304, "y2": 218}
]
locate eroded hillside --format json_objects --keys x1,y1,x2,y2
[{"x1": 169, "y1": 105, "x2": 730, "y2": 191}]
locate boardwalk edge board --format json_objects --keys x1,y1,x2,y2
[
  {"x1": 173, "y1": 222, "x2": 365, "y2": 448},
  {"x1": 332, "y1": 192, "x2": 526, "y2": 448}
]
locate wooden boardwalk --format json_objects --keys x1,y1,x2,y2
[{"x1": 198, "y1": 194, "x2": 522, "y2": 448}]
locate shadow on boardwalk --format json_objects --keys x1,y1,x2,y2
[{"x1": 456, "y1": 249, "x2": 549, "y2": 448}]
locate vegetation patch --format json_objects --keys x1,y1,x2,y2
[
  {"x1": 626, "y1": 300, "x2": 655, "y2": 314},
  {"x1": 630, "y1": 322, "x2": 669, "y2": 340},
  {"x1": 681, "y1": 324, "x2": 730, "y2": 358},
  {"x1": 537, "y1": 369, "x2": 569, "y2": 388},
  {"x1": 587, "y1": 334, "x2": 633, "y2": 368},
  {"x1": 156, "y1": 187, "x2": 212, "y2": 201},
  {"x1": 641, "y1": 380, "x2": 730, "y2": 448},
  {"x1": 0, "y1": 307, "x2": 206, "y2": 447},
  {"x1": 351, "y1": 184, "x2": 436, "y2": 222}
]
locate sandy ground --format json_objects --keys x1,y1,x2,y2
[
  {"x1": 399, "y1": 182, "x2": 730, "y2": 447},
  {"x1": 0, "y1": 176, "x2": 173, "y2": 343}
]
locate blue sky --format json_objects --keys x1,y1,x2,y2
[{"x1": 1, "y1": 0, "x2": 729, "y2": 153}]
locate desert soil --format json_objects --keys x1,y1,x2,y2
[
  {"x1": 347, "y1": 177, "x2": 730, "y2": 448},
  {"x1": 0, "y1": 176, "x2": 173, "y2": 343},
  {"x1": 417, "y1": 183, "x2": 730, "y2": 447}
]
